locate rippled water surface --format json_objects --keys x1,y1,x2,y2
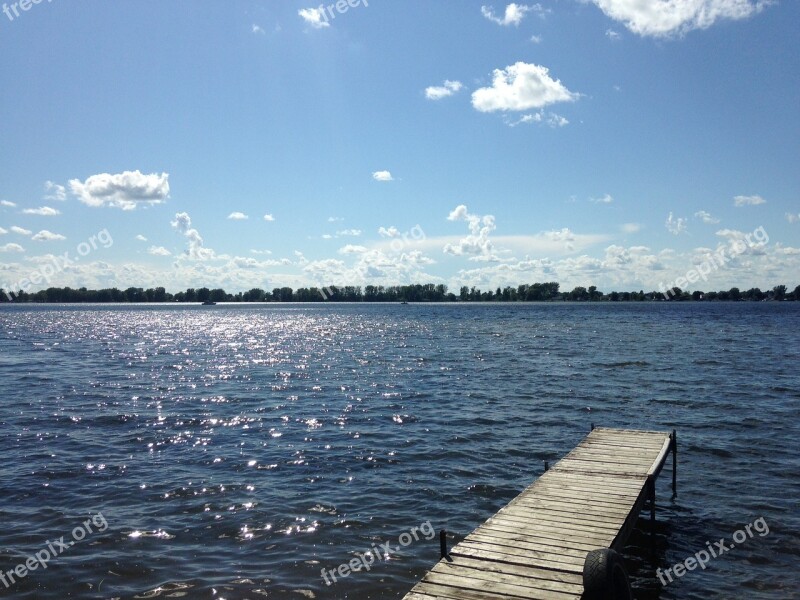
[{"x1": 0, "y1": 303, "x2": 798, "y2": 599}]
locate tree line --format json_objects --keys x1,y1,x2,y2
[{"x1": 2, "y1": 282, "x2": 799, "y2": 303}]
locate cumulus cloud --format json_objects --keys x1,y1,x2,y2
[
  {"x1": 135, "y1": 234, "x2": 148, "y2": 242},
  {"x1": 665, "y1": 212, "x2": 688, "y2": 235},
  {"x1": 0, "y1": 227, "x2": 6, "y2": 235},
  {"x1": 1, "y1": 200, "x2": 17, "y2": 207},
  {"x1": 32, "y1": 230, "x2": 66, "y2": 241},
  {"x1": 263, "y1": 213, "x2": 276, "y2": 222},
  {"x1": 228, "y1": 212, "x2": 249, "y2": 220},
  {"x1": 0, "y1": 243, "x2": 24, "y2": 253},
  {"x1": 171, "y1": 212, "x2": 214, "y2": 260},
  {"x1": 22, "y1": 206, "x2": 61, "y2": 216},
  {"x1": 481, "y1": 3, "x2": 545, "y2": 26},
  {"x1": 44, "y1": 181, "x2": 67, "y2": 201},
  {"x1": 148, "y1": 246, "x2": 172, "y2": 256},
  {"x1": 298, "y1": 7, "x2": 330, "y2": 29},
  {"x1": 11, "y1": 226, "x2": 32, "y2": 236},
  {"x1": 472, "y1": 62, "x2": 578, "y2": 113},
  {"x1": 69, "y1": 170, "x2": 170, "y2": 210},
  {"x1": 425, "y1": 80, "x2": 464, "y2": 100},
  {"x1": 733, "y1": 194, "x2": 766, "y2": 206},
  {"x1": 695, "y1": 210, "x2": 720, "y2": 224},
  {"x1": 588, "y1": 0, "x2": 770, "y2": 38},
  {"x1": 444, "y1": 204, "x2": 499, "y2": 261},
  {"x1": 372, "y1": 170, "x2": 394, "y2": 182}
]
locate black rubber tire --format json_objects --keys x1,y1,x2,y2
[{"x1": 582, "y1": 548, "x2": 633, "y2": 600}]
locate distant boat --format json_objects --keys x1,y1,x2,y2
[
  {"x1": 201, "y1": 301, "x2": 216, "y2": 306},
  {"x1": 401, "y1": 301, "x2": 409, "y2": 305}
]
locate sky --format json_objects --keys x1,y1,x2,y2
[{"x1": 1, "y1": 0, "x2": 798, "y2": 295}]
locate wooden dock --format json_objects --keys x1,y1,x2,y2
[{"x1": 403, "y1": 427, "x2": 676, "y2": 600}]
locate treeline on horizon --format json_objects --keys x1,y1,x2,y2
[{"x1": 2, "y1": 282, "x2": 799, "y2": 304}]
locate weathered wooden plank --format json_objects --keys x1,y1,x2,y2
[{"x1": 402, "y1": 429, "x2": 674, "y2": 600}]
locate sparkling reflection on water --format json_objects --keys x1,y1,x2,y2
[{"x1": 0, "y1": 303, "x2": 798, "y2": 599}]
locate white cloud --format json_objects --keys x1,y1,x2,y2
[
  {"x1": 665, "y1": 212, "x2": 688, "y2": 235},
  {"x1": 69, "y1": 170, "x2": 170, "y2": 210},
  {"x1": 228, "y1": 212, "x2": 249, "y2": 220},
  {"x1": 425, "y1": 80, "x2": 464, "y2": 100},
  {"x1": 0, "y1": 243, "x2": 24, "y2": 253},
  {"x1": 263, "y1": 213, "x2": 276, "y2": 222},
  {"x1": 472, "y1": 62, "x2": 578, "y2": 113},
  {"x1": 0, "y1": 227, "x2": 6, "y2": 235},
  {"x1": 298, "y1": 7, "x2": 330, "y2": 29},
  {"x1": 22, "y1": 206, "x2": 61, "y2": 216},
  {"x1": 336, "y1": 229, "x2": 362, "y2": 237},
  {"x1": 481, "y1": 3, "x2": 545, "y2": 26},
  {"x1": 338, "y1": 244, "x2": 368, "y2": 255},
  {"x1": 252, "y1": 24, "x2": 265, "y2": 35},
  {"x1": 378, "y1": 226, "x2": 400, "y2": 238},
  {"x1": 1, "y1": 200, "x2": 17, "y2": 207},
  {"x1": 786, "y1": 213, "x2": 800, "y2": 224},
  {"x1": 588, "y1": 0, "x2": 769, "y2": 38},
  {"x1": 621, "y1": 223, "x2": 642, "y2": 233},
  {"x1": 11, "y1": 226, "x2": 32, "y2": 236},
  {"x1": 171, "y1": 212, "x2": 214, "y2": 260},
  {"x1": 734, "y1": 194, "x2": 766, "y2": 206},
  {"x1": 530, "y1": 34, "x2": 543, "y2": 43},
  {"x1": 605, "y1": 28, "x2": 621, "y2": 40},
  {"x1": 591, "y1": 194, "x2": 614, "y2": 204},
  {"x1": 32, "y1": 230, "x2": 66, "y2": 241},
  {"x1": 136, "y1": 234, "x2": 148, "y2": 242},
  {"x1": 148, "y1": 246, "x2": 172, "y2": 256},
  {"x1": 372, "y1": 170, "x2": 394, "y2": 182},
  {"x1": 322, "y1": 234, "x2": 333, "y2": 239},
  {"x1": 250, "y1": 249, "x2": 273, "y2": 255},
  {"x1": 44, "y1": 181, "x2": 67, "y2": 201},
  {"x1": 695, "y1": 210, "x2": 720, "y2": 224},
  {"x1": 328, "y1": 216, "x2": 344, "y2": 222},
  {"x1": 444, "y1": 205, "x2": 499, "y2": 261}
]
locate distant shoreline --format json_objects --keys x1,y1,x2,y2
[{"x1": 2, "y1": 282, "x2": 797, "y2": 304}]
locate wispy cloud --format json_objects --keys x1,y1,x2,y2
[
  {"x1": 22, "y1": 206, "x2": 61, "y2": 216},
  {"x1": 298, "y1": 7, "x2": 330, "y2": 29},
  {"x1": 481, "y1": 3, "x2": 546, "y2": 26},
  {"x1": 1, "y1": 200, "x2": 17, "y2": 208},
  {"x1": 135, "y1": 234, "x2": 148, "y2": 242},
  {"x1": 734, "y1": 194, "x2": 766, "y2": 206},
  {"x1": 44, "y1": 181, "x2": 67, "y2": 201},
  {"x1": 665, "y1": 212, "x2": 688, "y2": 235},
  {"x1": 590, "y1": 194, "x2": 614, "y2": 204},
  {"x1": 695, "y1": 210, "x2": 720, "y2": 224}
]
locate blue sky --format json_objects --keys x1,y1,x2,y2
[{"x1": 1, "y1": 0, "x2": 798, "y2": 294}]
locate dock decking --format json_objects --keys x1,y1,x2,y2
[{"x1": 403, "y1": 427, "x2": 676, "y2": 600}]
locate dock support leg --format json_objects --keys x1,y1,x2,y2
[
  {"x1": 648, "y1": 478, "x2": 656, "y2": 524},
  {"x1": 671, "y1": 429, "x2": 677, "y2": 498},
  {"x1": 544, "y1": 460, "x2": 549, "y2": 472},
  {"x1": 440, "y1": 529, "x2": 448, "y2": 559}
]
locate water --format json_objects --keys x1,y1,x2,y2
[{"x1": 0, "y1": 303, "x2": 798, "y2": 599}]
